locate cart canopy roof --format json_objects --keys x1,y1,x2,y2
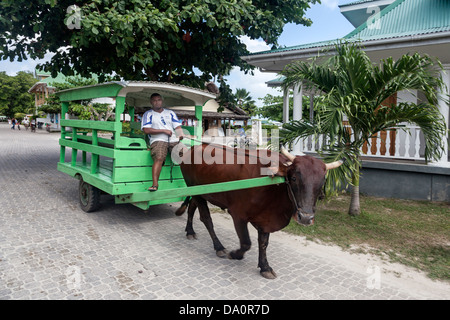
[{"x1": 55, "y1": 81, "x2": 217, "y2": 107}]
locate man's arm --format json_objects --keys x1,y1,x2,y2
[
  {"x1": 142, "y1": 127, "x2": 172, "y2": 136},
  {"x1": 174, "y1": 126, "x2": 184, "y2": 140}
]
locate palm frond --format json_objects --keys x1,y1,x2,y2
[
  {"x1": 369, "y1": 53, "x2": 444, "y2": 106},
  {"x1": 280, "y1": 119, "x2": 317, "y2": 145},
  {"x1": 321, "y1": 142, "x2": 361, "y2": 196},
  {"x1": 281, "y1": 55, "x2": 338, "y2": 95},
  {"x1": 278, "y1": 41, "x2": 447, "y2": 198}
]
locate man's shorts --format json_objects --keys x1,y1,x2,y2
[{"x1": 150, "y1": 141, "x2": 178, "y2": 161}]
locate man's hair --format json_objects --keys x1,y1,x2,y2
[{"x1": 150, "y1": 93, "x2": 162, "y2": 100}]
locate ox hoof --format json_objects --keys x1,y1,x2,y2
[
  {"x1": 260, "y1": 269, "x2": 277, "y2": 279},
  {"x1": 186, "y1": 233, "x2": 197, "y2": 240},
  {"x1": 227, "y1": 250, "x2": 244, "y2": 260},
  {"x1": 216, "y1": 249, "x2": 228, "y2": 258}
]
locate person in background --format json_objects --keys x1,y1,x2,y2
[{"x1": 237, "y1": 125, "x2": 246, "y2": 137}]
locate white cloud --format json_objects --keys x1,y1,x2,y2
[
  {"x1": 225, "y1": 67, "x2": 282, "y2": 109},
  {"x1": 239, "y1": 35, "x2": 270, "y2": 53},
  {"x1": 225, "y1": 36, "x2": 282, "y2": 110},
  {"x1": 201, "y1": 35, "x2": 281, "y2": 114}
]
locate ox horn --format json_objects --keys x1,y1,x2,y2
[
  {"x1": 325, "y1": 160, "x2": 344, "y2": 170},
  {"x1": 280, "y1": 147, "x2": 296, "y2": 162}
]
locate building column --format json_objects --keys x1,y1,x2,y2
[
  {"x1": 292, "y1": 82, "x2": 303, "y2": 154},
  {"x1": 282, "y1": 87, "x2": 290, "y2": 124},
  {"x1": 433, "y1": 66, "x2": 450, "y2": 166},
  {"x1": 34, "y1": 92, "x2": 38, "y2": 115}
]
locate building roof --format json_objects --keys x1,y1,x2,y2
[
  {"x1": 344, "y1": 0, "x2": 450, "y2": 41},
  {"x1": 245, "y1": 0, "x2": 450, "y2": 58},
  {"x1": 30, "y1": 69, "x2": 100, "y2": 93},
  {"x1": 339, "y1": 0, "x2": 395, "y2": 28},
  {"x1": 266, "y1": 76, "x2": 286, "y2": 87},
  {"x1": 249, "y1": 39, "x2": 337, "y2": 56},
  {"x1": 339, "y1": 0, "x2": 390, "y2": 8},
  {"x1": 35, "y1": 70, "x2": 68, "y2": 85},
  {"x1": 242, "y1": 0, "x2": 450, "y2": 81}
]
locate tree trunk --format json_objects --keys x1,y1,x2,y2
[{"x1": 348, "y1": 166, "x2": 361, "y2": 216}]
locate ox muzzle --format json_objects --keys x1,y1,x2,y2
[
  {"x1": 284, "y1": 178, "x2": 316, "y2": 226},
  {"x1": 293, "y1": 210, "x2": 315, "y2": 226}
]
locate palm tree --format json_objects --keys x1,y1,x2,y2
[
  {"x1": 280, "y1": 42, "x2": 447, "y2": 216},
  {"x1": 234, "y1": 88, "x2": 257, "y2": 116}
]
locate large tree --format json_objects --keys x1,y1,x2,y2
[
  {"x1": 0, "y1": 0, "x2": 318, "y2": 87},
  {"x1": 280, "y1": 42, "x2": 447, "y2": 216},
  {"x1": 0, "y1": 71, "x2": 37, "y2": 117}
]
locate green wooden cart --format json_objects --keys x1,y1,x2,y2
[{"x1": 55, "y1": 81, "x2": 285, "y2": 212}]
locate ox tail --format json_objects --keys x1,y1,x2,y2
[{"x1": 175, "y1": 196, "x2": 192, "y2": 216}]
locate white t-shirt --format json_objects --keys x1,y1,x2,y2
[{"x1": 141, "y1": 108, "x2": 182, "y2": 144}]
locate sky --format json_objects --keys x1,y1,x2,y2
[
  {"x1": 225, "y1": 0, "x2": 356, "y2": 107},
  {"x1": 0, "y1": 0, "x2": 356, "y2": 108}
]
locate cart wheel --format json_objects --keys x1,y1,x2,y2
[{"x1": 79, "y1": 179, "x2": 101, "y2": 212}]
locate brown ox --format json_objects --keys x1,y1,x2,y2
[{"x1": 175, "y1": 143, "x2": 342, "y2": 279}]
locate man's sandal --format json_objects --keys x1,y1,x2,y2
[{"x1": 148, "y1": 185, "x2": 158, "y2": 192}]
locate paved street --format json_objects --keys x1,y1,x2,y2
[{"x1": 0, "y1": 122, "x2": 448, "y2": 300}]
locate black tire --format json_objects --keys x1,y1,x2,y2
[{"x1": 78, "y1": 179, "x2": 101, "y2": 212}]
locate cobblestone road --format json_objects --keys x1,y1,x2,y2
[{"x1": 0, "y1": 123, "x2": 448, "y2": 300}]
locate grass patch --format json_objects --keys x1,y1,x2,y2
[{"x1": 283, "y1": 193, "x2": 450, "y2": 281}]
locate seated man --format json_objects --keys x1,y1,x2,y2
[{"x1": 141, "y1": 93, "x2": 184, "y2": 191}]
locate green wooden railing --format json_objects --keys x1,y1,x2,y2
[{"x1": 56, "y1": 83, "x2": 285, "y2": 210}]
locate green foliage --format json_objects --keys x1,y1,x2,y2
[
  {"x1": 257, "y1": 94, "x2": 289, "y2": 122},
  {"x1": 234, "y1": 88, "x2": 257, "y2": 116},
  {"x1": 121, "y1": 121, "x2": 144, "y2": 137},
  {"x1": 39, "y1": 93, "x2": 61, "y2": 114},
  {"x1": 257, "y1": 92, "x2": 315, "y2": 122},
  {"x1": 280, "y1": 41, "x2": 447, "y2": 199},
  {"x1": 41, "y1": 75, "x2": 105, "y2": 118},
  {"x1": 67, "y1": 102, "x2": 113, "y2": 121},
  {"x1": 68, "y1": 103, "x2": 93, "y2": 120},
  {"x1": 49, "y1": 75, "x2": 98, "y2": 91},
  {"x1": 0, "y1": 0, "x2": 318, "y2": 87},
  {"x1": 14, "y1": 112, "x2": 26, "y2": 121},
  {"x1": 0, "y1": 71, "x2": 37, "y2": 117}
]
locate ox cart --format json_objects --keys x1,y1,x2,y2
[{"x1": 55, "y1": 81, "x2": 285, "y2": 212}]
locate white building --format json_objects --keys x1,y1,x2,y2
[
  {"x1": 242, "y1": 0, "x2": 449, "y2": 167},
  {"x1": 242, "y1": 0, "x2": 450, "y2": 201}
]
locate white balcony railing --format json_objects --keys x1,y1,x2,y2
[{"x1": 300, "y1": 125, "x2": 426, "y2": 161}]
